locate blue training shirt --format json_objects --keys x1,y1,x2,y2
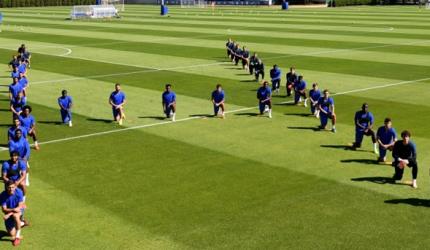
[
  {"x1": 8, "y1": 126, "x2": 27, "y2": 140},
  {"x1": 257, "y1": 86, "x2": 272, "y2": 100},
  {"x1": 110, "y1": 91, "x2": 126, "y2": 106},
  {"x1": 18, "y1": 64, "x2": 26, "y2": 74},
  {"x1": 318, "y1": 97, "x2": 334, "y2": 112},
  {"x1": 270, "y1": 68, "x2": 282, "y2": 81},
  {"x1": 309, "y1": 89, "x2": 321, "y2": 102},
  {"x1": 295, "y1": 80, "x2": 306, "y2": 91},
  {"x1": 2, "y1": 160, "x2": 27, "y2": 182},
  {"x1": 9, "y1": 83, "x2": 23, "y2": 99},
  {"x1": 162, "y1": 91, "x2": 176, "y2": 106},
  {"x1": 0, "y1": 189, "x2": 23, "y2": 209},
  {"x1": 58, "y1": 96, "x2": 73, "y2": 109},
  {"x1": 212, "y1": 90, "x2": 225, "y2": 103},
  {"x1": 8, "y1": 137, "x2": 30, "y2": 160},
  {"x1": 377, "y1": 126, "x2": 397, "y2": 145},
  {"x1": 355, "y1": 111, "x2": 374, "y2": 131},
  {"x1": 10, "y1": 97, "x2": 26, "y2": 113},
  {"x1": 18, "y1": 77, "x2": 28, "y2": 88},
  {"x1": 19, "y1": 114, "x2": 35, "y2": 130}
]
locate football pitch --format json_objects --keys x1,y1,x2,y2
[{"x1": 0, "y1": 4, "x2": 430, "y2": 249}]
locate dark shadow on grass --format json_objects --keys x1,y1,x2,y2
[
  {"x1": 38, "y1": 121, "x2": 63, "y2": 125},
  {"x1": 0, "y1": 124, "x2": 11, "y2": 127},
  {"x1": 351, "y1": 176, "x2": 395, "y2": 185},
  {"x1": 138, "y1": 116, "x2": 165, "y2": 120},
  {"x1": 0, "y1": 91, "x2": 9, "y2": 94},
  {"x1": 341, "y1": 159, "x2": 378, "y2": 165},
  {"x1": 189, "y1": 114, "x2": 213, "y2": 118},
  {"x1": 285, "y1": 113, "x2": 312, "y2": 117},
  {"x1": 0, "y1": 108, "x2": 11, "y2": 112},
  {"x1": 87, "y1": 118, "x2": 113, "y2": 123},
  {"x1": 0, "y1": 99, "x2": 9, "y2": 102},
  {"x1": 240, "y1": 79, "x2": 258, "y2": 83},
  {"x1": 274, "y1": 102, "x2": 295, "y2": 106},
  {"x1": 320, "y1": 144, "x2": 353, "y2": 151},
  {"x1": 235, "y1": 112, "x2": 259, "y2": 117},
  {"x1": 0, "y1": 230, "x2": 10, "y2": 242},
  {"x1": 384, "y1": 198, "x2": 430, "y2": 207},
  {"x1": 287, "y1": 126, "x2": 319, "y2": 131},
  {"x1": 237, "y1": 73, "x2": 251, "y2": 76}
]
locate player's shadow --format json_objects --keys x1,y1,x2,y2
[
  {"x1": 285, "y1": 113, "x2": 312, "y2": 117},
  {"x1": 0, "y1": 90, "x2": 8, "y2": 94},
  {"x1": 0, "y1": 108, "x2": 11, "y2": 112},
  {"x1": 138, "y1": 116, "x2": 165, "y2": 120},
  {"x1": 287, "y1": 126, "x2": 320, "y2": 131},
  {"x1": 351, "y1": 176, "x2": 395, "y2": 185},
  {"x1": 0, "y1": 124, "x2": 12, "y2": 127},
  {"x1": 189, "y1": 114, "x2": 213, "y2": 118},
  {"x1": 235, "y1": 112, "x2": 259, "y2": 117},
  {"x1": 341, "y1": 159, "x2": 378, "y2": 165},
  {"x1": 384, "y1": 198, "x2": 430, "y2": 207},
  {"x1": 38, "y1": 121, "x2": 63, "y2": 125},
  {"x1": 240, "y1": 79, "x2": 258, "y2": 83},
  {"x1": 274, "y1": 102, "x2": 295, "y2": 106},
  {"x1": 0, "y1": 230, "x2": 10, "y2": 242},
  {"x1": 87, "y1": 118, "x2": 113, "y2": 123},
  {"x1": 320, "y1": 144, "x2": 354, "y2": 151}
]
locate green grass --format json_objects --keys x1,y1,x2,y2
[{"x1": 0, "y1": 4, "x2": 429, "y2": 249}]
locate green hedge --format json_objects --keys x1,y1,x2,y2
[
  {"x1": 0, "y1": 0, "x2": 97, "y2": 8},
  {"x1": 329, "y1": 0, "x2": 379, "y2": 6}
]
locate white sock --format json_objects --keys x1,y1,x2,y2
[
  {"x1": 268, "y1": 109, "x2": 272, "y2": 118},
  {"x1": 26, "y1": 173, "x2": 30, "y2": 186},
  {"x1": 172, "y1": 113, "x2": 176, "y2": 121},
  {"x1": 16, "y1": 230, "x2": 21, "y2": 239},
  {"x1": 23, "y1": 196, "x2": 26, "y2": 202}
]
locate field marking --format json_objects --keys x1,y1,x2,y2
[
  {"x1": 1, "y1": 75, "x2": 428, "y2": 152},
  {"x1": 0, "y1": 37, "x2": 426, "y2": 88}
]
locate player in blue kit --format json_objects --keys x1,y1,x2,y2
[
  {"x1": 9, "y1": 78, "x2": 23, "y2": 101},
  {"x1": 162, "y1": 84, "x2": 177, "y2": 122},
  {"x1": 309, "y1": 83, "x2": 321, "y2": 118},
  {"x1": 11, "y1": 66, "x2": 20, "y2": 79},
  {"x1": 17, "y1": 60, "x2": 27, "y2": 75},
  {"x1": 109, "y1": 84, "x2": 126, "y2": 125},
  {"x1": 318, "y1": 89, "x2": 336, "y2": 133},
  {"x1": 8, "y1": 129, "x2": 30, "y2": 187},
  {"x1": 10, "y1": 92, "x2": 26, "y2": 119},
  {"x1": 294, "y1": 75, "x2": 308, "y2": 107},
  {"x1": 392, "y1": 130, "x2": 418, "y2": 188},
  {"x1": 8, "y1": 56, "x2": 20, "y2": 70},
  {"x1": 8, "y1": 118, "x2": 27, "y2": 141},
  {"x1": 270, "y1": 65, "x2": 282, "y2": 94},
  {"x1": 211, "y1": 84, "x2": 225, "y2": 118},
  {"x1": 254, "y1": 59, "x2": 265, "y2": 82},
  {"x1": 352, "y1": 103, "x2": 378, "y2": 154},
  {"x1": 376, "y1": 118, "x2": 397, "y2": 164},
  {"x1": 286, "y1": 67, "x2": 298, "y2": 97},
  {"x1": 234, "y1": 44, "x2": 243, "y2": 66},
  {"x1": 2, "y1": 152, "x2": 27, "y2": 196},
  {"x1": 226, "y1": 38, "x2": 233, "y2": 58},
  {"x1": 19, "y1": 106, "x2": 39, "y2": 150},
  {"x1": 58, "y1": 90, "x2": 73, "y2": 127},
  {"x1": 18, "y1": 73, "x2": 29, "y2": 93},
  {"x1": 257, "y1": 81, "x2": 272, "y2": 118},
  {"x1": 8, "y1": 130, "x2": 30, "y2": 163},
  {"x1": 241, "y1": 46, "x2": 250, "y2": 70},
  {"x1": 0, "y1": 181, "x2": 27, "y2": 246}
]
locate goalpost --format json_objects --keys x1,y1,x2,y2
[
  {"x1": 180, "y1": 0, "x2": 208, "y2": 8},
  {"x1": 101, "y1": 0, "x2": 125, "y2": 12}
]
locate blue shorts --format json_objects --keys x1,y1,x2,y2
[
  {"x1": 112, "y1": 107, "x2": 121, "y2": 119},
  {"x1": 320, "y1": 111, "x2": 333, "y2": 127},
  {"x1": 5, "y1": 217, "x2": 15, "y2": 232},
  {"x1": 164, "y1": 106, "x2": 173, "y2": 117}
]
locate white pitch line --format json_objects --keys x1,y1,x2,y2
[{"x1": 1, "y1": 75, "x2": 428, "y2": 152}]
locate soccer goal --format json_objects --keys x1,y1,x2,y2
[
  {"x1": 101, "y1": 0, "x2": 125, "y2": 12},
  {"x1": 70, "y1": 5, "x2": 119, "y2": 19},
  {"x1": 180, "y1": 0, "x2": 208, "y2": 8}
]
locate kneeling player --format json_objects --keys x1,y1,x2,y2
[
  {"x1": 294, "y1": 75, "x2": 307, "y2": 107},
  {"x1": 211, "y1": 84, "x2": 225, "y2": 118},
  {"x1": 376, "y1": 118, "x2": 397, "y2": 163},
  {"x1": 19, "y1": 106, "x2": 39, "y2": 150},
  {"x1": 2, "y1": 152, "x2": 27, "y2": 196},
  {"x1": 318, "y1": 89, "x2": 336, "y2": 133},
  {"x1": 162, "y1": 84, "x2": 177, "y2": 122},
  {"x1": 392, "y1": 130, "x2": 418, "y2": 188},
  {"x1": 0, "y1": 181, "x2": 26, "y2": 246},
  {"x1": 309, "y1": 83, "x2": 321, "y2": 118},
  {"x1": 109, "y1": 84, "x2": 126, "y2": 125},
  {"x1": 257, "y1": 81, "x2": 272, "y2": 118},
  {"x1": 270, "y1": 65, "x2": 281, "y2": 94},
  {"x1": 352, "y1": 103, "x2": 377, "y2": 153},
  {"x1": 58, "y1": 90, "x2": 73, "y2": 127}
]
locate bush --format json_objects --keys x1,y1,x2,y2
[{"x1": 331, "y1": 0, "x2": 378, "y2": 6}]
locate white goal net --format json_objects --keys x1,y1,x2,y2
[
  {"x1": 101, "y1": 0, "x2": 125, "y2": 12},
  {"x1": 180, "y1": 0, "x2": 208, "y2": 8},
  {"x1": 70, "y1": 5, "x2": 119, "y2": 19}
]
